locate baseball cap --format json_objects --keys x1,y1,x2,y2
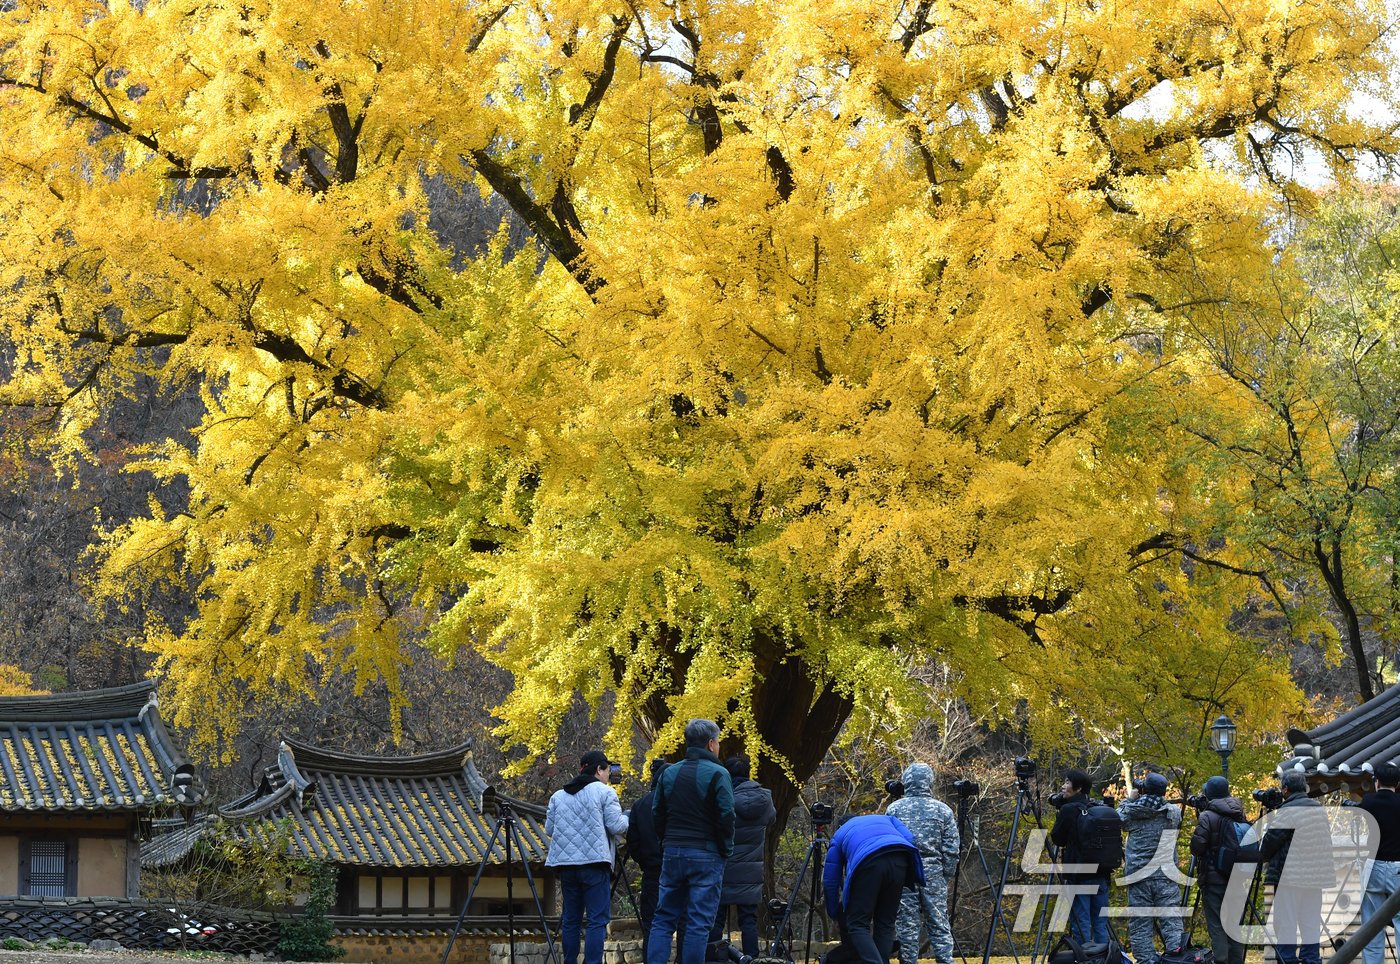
[{"x1": 579, "y1": 750, "x2": 615, "y2": 772}]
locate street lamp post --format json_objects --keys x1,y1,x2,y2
[{"x1": 1210, "y1": 714, "x2": 1238, "y2": 782}]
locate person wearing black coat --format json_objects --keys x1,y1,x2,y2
[
  {"x1": 629, "y1": 759, "x2": 671, "y2": 961},
  {"x1": 710, "y1": 755, "x2": 777, "y2": 957}
]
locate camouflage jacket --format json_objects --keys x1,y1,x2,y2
[
  {"x1": 886, "y1": 762, "x2": 960, "y2": 880},
  {"x1": 1116, "y1": 793, "x2": 1182, "y2": 875}
]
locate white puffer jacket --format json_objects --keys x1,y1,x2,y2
[{"x1": 545, "y1": 780, "x2": 629, "y2": 867}]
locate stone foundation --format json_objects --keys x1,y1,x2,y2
[
  {"x1": 487, "y1": 939, "x2": 643, "y2": 964},
  {"x1": 336, "y1": 931, "x2": 496, "y2": 964}
]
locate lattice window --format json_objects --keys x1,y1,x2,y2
[{"x1": 26, "y1": 840, "x2": 68, "y2": 897}]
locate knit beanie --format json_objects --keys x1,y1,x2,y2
[
  {"x1": 1203, "y1": 775, "x2": 1230, "y2": 800},
  {"x1": 1142, "y1": 773, "x2": 1169, "y2": 796}
]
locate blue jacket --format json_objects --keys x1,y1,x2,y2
[{"x1": 822, "y1": 814, "x2": 924, "y2": 918}]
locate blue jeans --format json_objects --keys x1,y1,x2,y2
[
  {"x1": 559, "y1": 863, "x2": 613, "y2": 964},
  {"x1": 1363, "y1": 860, "x2": 1400, "y2": 964},
  {"x1": 1069, "y1": 876, "x2": 1110, "y2": 945},
  {"x1": 646, "y1": 847, "x2": 726, "y2": 964}
]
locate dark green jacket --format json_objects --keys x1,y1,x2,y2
[{"x1": 653, "y1": 746, "x2": 736, "y2": 858}]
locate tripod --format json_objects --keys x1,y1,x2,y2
[
  {"x1": 768, "y1": 814, "x2": 831, "y2": 964},
  {"x1": 610, "y1": 849, "x2": 642, "y2": 921},
  {"x1": 441, "y1": 801, "x2": 560, "y2": 964},
  {"x1": 949, "y1": 790, "x2": 1021, "y2": 964},
  {"x1": 982, "y1": 776, "x2": 1044, "y2": 964}
]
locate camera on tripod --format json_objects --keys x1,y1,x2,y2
[
  {"x1": 1014, "y1": 756, "x2": 1037, "y2": 779},
  {"x1": 1253, "y1": 787, "x2": 1285, "y2": 810},
  {"x1": 810, "y1": 802, "x2": 834, "y2": 826},
  {"x1": 1184, "y1": 792, "x2": 1209, "y2": 810},
  {"x1": 953, "y1": 778, "x2": 979, "y2": 796}
]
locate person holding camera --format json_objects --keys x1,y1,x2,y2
[
  {"x1": 546, "y1": 750, "x2": 630, "y2": 964},
  {"x1": 823, "y1": 813, "x2": 926, "y2": 964},
  {"x1": 1051, "y1": 769, "x2": 1114, "y2": 945},
  {"x1": 647, "y1": 719, "x2": 736, "y2": 964},
  {"x1": 886, "y1": 762, "x2": 959, "y2": 964},
  {"x1": 1257, "y1": 771, "x2": 1331, "y2": 964},
  {"x1": 1359, "y1": 762, "x2": 1400, "y2": 964},
  {"x1": 1116, "y1": 772, "x2": 1185, "y2": 962},
  {"x1": 711, "y1": 754, "x2": 776, "y2": 958},
  {"x1": 1188, "y1": 775, "x2": 1248, "y2": 964}
]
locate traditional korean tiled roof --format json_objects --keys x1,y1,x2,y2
[
  {"x1": 144, "y1": 739, "x2": 549, "y2": 870},
  {"x1": 1280, "y1": 680, "x2": 1400, "y2": 794},
  {"x1": 0, "y1": 681, "x2": 203, "y2": 813}
]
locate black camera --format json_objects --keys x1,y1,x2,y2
[
  {"x1": 953, "y1": 778, "x2": 980, "y2": 796},
  {"x1": 1048, "y1": 791, "x2": 1067, "y2": 808},
  {"x1": 1014, "y1": 756, "x2": 1037, "y2": 779},
  {"x1": 709, "y1": 940, "x2": 753, "y2": 964},
  {"x1": 1253, "y1": 787, "x2": 1285, "y2": 810},
  {"x1": 810, "y1": 802, "x2": 834, "y2": 826},
  {"x1": 1184, "y1": 793, "x2": 1208, "y2": 810},
  {"x1": 885, "y1": 779, "x2": 904, "y2": 798}
]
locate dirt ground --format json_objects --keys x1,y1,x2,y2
[{"x1": 0, "y1": 952, "x2": 278, "y2": 964}]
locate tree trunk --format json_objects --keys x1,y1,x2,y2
[{"x1": 1314, "y1": 537, "x2": 1374, "y2": 702}]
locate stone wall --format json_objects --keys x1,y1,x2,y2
[
  {"x1": 335, "y1": 932, "x2": 496, "y2": 964},
  {"x1": 488, "y1": 939, "x2": 642, "y2": 964}
]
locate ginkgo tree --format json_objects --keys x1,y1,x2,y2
[
  {"x1": 0, "y1": 0, "x2": 1393, "y2": 816},
  {"x1": 1147, "y1": 189, "x2": 1400, "y2": 704}
]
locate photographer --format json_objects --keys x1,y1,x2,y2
[
  {"x1": 1360, "y1": 762, "x2": 1400, "y2": 964},
  {"x1": 822, "y1": 813, "x2": 925, "y2": 964},
  {"x1": 886, "y1": 763, "x2": 959, "y2": 964},
  {"x1": 1116, "y1": 772, "x2": 1185, "y2": 962},
  {"x1": 710, "y1": 755, "x2": 776, "y2": 958},
  {"x1": 629, "y1": 759, "x2": 671, "y2": 961},
  {"x1": 546, "y1": 750, "x2": 630, "y2": 964},
  {"x1": 1050, "y1": 769, "x2": 1112, "y2": 945},
  {"x1": 1188, "y1": 776, "x2": 1247, "y2": 964},
  {"x1": 1257, "y1": 772, "x2": 1330, "y2": 964}
]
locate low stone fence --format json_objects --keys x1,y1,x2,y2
[{"x1": 0, "y1": 896, "x2": 284, "y2": 956}]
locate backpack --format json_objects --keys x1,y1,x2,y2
[
  {"x1": 1212, "y1": 817, "x2": 1258, "y2": 871},
  {"x1": 1076, "y1": 802, "x2": 1125, "y2": 870},
  {"x1": 1048, "y1": 934, "x2": 1128, "y2": 964}
]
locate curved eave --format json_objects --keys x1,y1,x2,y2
[{"x1": 219, "y1": 780, "x2": 299, "y2": 819}]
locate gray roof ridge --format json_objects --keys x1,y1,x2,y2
[
  {"x1": 0, "y1": 680, "x2": 155, "y2": 722},
  {"x1": 220, "y1": 779, "x2": 298, "y2": 818},
  {"x1": 1290, "y1": 679, "x2": 1400, "y2": 758},
  {"x1": 280, "y1": 735, "x2": 476, "y2": 777}
]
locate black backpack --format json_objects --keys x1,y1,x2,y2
[{"x1": 1076, "y1": 802, "x2": 1125, "y2": 871}]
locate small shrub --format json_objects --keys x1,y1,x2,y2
[
  {"x1": 1, "y1": 938, "x2": 32, "y2": 950},
  {"x1": 277, "y1": 863, "x2": 345, "y2": 962}
]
